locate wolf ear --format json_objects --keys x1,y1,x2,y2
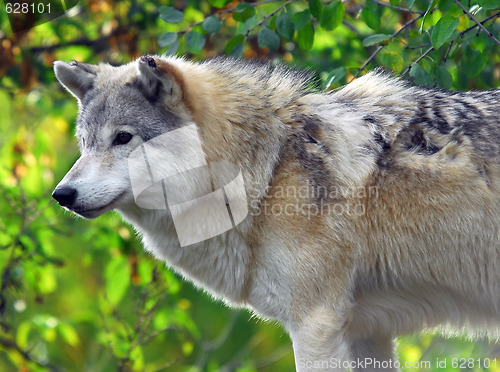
[
  {"x1": 54, "y1": 61, "x2": 97, "y2": 101},
  {"x1": 136, "y1": 55, "x2": 183, "y2": 106}
]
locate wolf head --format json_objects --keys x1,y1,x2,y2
[{"x1": 52, "y1": 56, "x2": 191, "y2": 219}]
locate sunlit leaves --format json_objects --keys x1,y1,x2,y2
[
  {"x1": 320, "y1": 1, "x2": 345, "y2": 31},
  {"x1": 431, "y1": 15, "x2": 460, "y2": 49},
  {"x1": 105, "y1": 255, "x2": 131, "y2": 306},
  {"x1": 297, "y1": 21, "x2": 315, "y2": 50},
  {"x1": 209, "y1": 0, "x2": 232, "y2": 8}
]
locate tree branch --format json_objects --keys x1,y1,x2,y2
[
  {"x1": 400, "y1": 45, "x2": 434, "y2": 76},
  {"x1": 370, "y1": 0, "x2": 424, "y2": 14},
  {"x1": 454, "y1": 0, "x2": 500, "y2": 47},
  {"x1": 460, "y1": 11, "x2": 500, "y2": 38},
  {"x1": 0, "y1": 335, "x2": 60, "y2": 371},
  {"x1": 352, "y1": 11, "x2": 427, "y2": 80}
]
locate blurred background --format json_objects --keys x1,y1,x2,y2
[{"x1": 0, "y1": 0, "x2": 499, "y2": 370}]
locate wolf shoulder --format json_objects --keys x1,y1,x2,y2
[{"x1": 313, "y1": 72, "x2": 500, "y2": 190}]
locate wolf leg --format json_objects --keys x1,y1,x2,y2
[
  {"x1": 349, "y1": 337, "x2": 399, "y2": 372},
  {"x1": 288, "y1": 306, "x2": 351, "y2": 372}
]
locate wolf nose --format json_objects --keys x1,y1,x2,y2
[{"x1": 52, "y1": 186, "x2": 77, "y2": 207}]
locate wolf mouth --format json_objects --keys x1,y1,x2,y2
[{"x1": 71, "y1": 190, "x2": 127, "y2": 218}]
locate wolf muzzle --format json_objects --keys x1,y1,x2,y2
[{"x1": 52, "y1": 186, "x2": 77, "y2": 207}]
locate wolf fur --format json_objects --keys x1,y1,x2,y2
[{"x1": 53, "y1": 55, "x2": 500, "y2": 371}]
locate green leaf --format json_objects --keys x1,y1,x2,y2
[
  {"x1": 131, "y1": 347, "x2": 144, "y2": 370},
  {"x1": 431, "y1": 15, "x2": 460, "y2": 49},
  {"x1": 405, "y1": 0, "x2": 415, "y2": 9},
  {"x1": 258, "y1": 27, "x2": 280, "y2": 51},
  {"x1": 420, "y1": 0, "x2": 439, "y2": 33},
  {"x1": 16, "y1": 321, "x2": 31, "y2": 349},
  {"x1": 390, "y1": 0, "x2": 401, "y2": 5},
  {"x1": 209, "y1": 0, "x2": 231, "y2": 8},
  {"x1": 410, "y1": 64, "x2": 433, "y2": 86},
  {"x1": 435, "y1": 66, "x2": 453, "y2": 89},
  {"x1": 229, "y1": 44, "x2": 245, "y2": 58},
  {"x1": 185, "y1": 31, "x2": 206, "y2": 54},
  {"x1": 277, "y1": 12, "x2": 295, "y2": 40},
  {"x1": 465, "y1": 48, "x2": 485, "y2": 77},
  {"x1": 58, "y1": 322, "x2": 79, "y2": 346},
  {"x1": 226, "y1": 34, "x2": 245, "y2": 54},
  {"x1": 203, "y1": 16, "x2": 222, "y2": 34},
  {"x1": 363, "y1": 34, "x2": 391, "y2": 46},
  {"x1": 297, "y1": 21, "x2": 315, "y2": 50},
  {"x1": 309, "y1": 0, "x2": 323, "y2": 20},
  {"x1": 477, "y1": 0, "x2": 500, "y2": 9},
  {"x1": 38, "y1": 267, "x2": 57, "y2": 294},
  {"x1": 105, "y1": 255, "x2": 131, "y2": 306},
  {"x1": 381, "y1": 51, "x2": 404, "y2": 73},
  {"x1": 233, "y1": 3, "x2": 255, "y2": 22},
  {"x1": 293, "y1": 10, "x2": 311, "y2": 31},
  {"x1": 158, "y1": 32, "x2": 178, "y2": 47},
  {"x1": 323, "y1": 67, "x2": 346, "y2": 90},
  {"x1": 166, "y1": 41, "x2": 180, "y2": 56},
  {"x1": 320, "y1": 1, "x2": 345, "y2": 31},
  {"x1": 361, "y1": 7, "x2": 380, "y2": 30},
  {"x1": 159, "y1": 6, "x2": 184, "y2": 24}
]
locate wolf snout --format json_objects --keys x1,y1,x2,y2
[{"x1": 52, "y1": 186, "x2": 78, "y2": 207}]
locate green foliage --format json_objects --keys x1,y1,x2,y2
[
  {"x1": 0, "y1": 0, "x2": 499, "y2": 370},
  {"x1": 431, "y1": 15, "x2": 460, "y2": 49},
  {"x1": 319, "y1": 1, "x2": 345, "y2": 31}
]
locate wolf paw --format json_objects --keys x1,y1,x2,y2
[{"x1": 140, "y1": 55, "x2": 157, "y2": 69}]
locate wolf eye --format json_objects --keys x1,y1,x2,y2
[{"x1": 114, "y1": 132, "x2": 133, "y2": 145}]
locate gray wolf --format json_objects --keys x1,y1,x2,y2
[{"x1": 52, "y1": 55, "x2": 500, "y2": 371}]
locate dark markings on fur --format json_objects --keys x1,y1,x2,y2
[
  {"x1": 396, "y1": 124, "x2": 442, "y2": 156},
  {"x1": 288, "y1": 114, "x2": 335, "y2": 201},
  {"x1": 363, "y1": 115, "x2": 391, "y2": 167},
  {"x1": 432, "y1": 107, "x2": 452, "y2": 135},
  {"x1": 450, "y1": 96, "x2": 500, "y2": 159},
  {"x1": 409, "y1": 102, "x2": 452, "y2": 136}
]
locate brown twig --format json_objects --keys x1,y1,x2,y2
[
  {"x1": 352, "y1": 11, "x2": 428, "y2": 80},
  {"x1": 245, "y1": 0, "x2": 296, "y2": 37},
  {"x1": 371, "y1": 0, "x2": 425, "y2": 14},
  {"x1": 454, "y1": 0, "x2": 500, "y2": 47},
  {"x1": 460, "y1": 11, "x2": 500, "y2": 38},
  {"x1": 400, "y1": 45, "x2": 434, "y2": 76}
]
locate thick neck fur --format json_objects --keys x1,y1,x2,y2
[{"x1": 117, "y1": 58, "x2": 383, "y2": 310}]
